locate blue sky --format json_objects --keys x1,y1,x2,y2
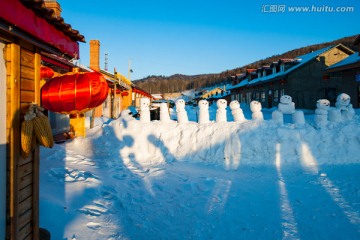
[{"x1": 59, "y1": 0, "x2": 359, "y2": 80}]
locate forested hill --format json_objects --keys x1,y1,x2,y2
[{"x1": 133, "y1": 35, "x2": 358, "y2": 94}]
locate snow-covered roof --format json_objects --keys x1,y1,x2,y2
[{"x1": 326, "y1": 52, "x2": 360, "y2": 70}]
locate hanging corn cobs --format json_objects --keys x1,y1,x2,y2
[
  {"x1": 21, "y1": 111, "x2": 36, "y2": 158},
  {"x1": 33, "y1": 110, "x2": 54, "y2": 148}
]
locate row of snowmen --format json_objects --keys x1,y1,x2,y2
[{"x1": 136, "y1": 93, "x2": 355, "y2": 127}]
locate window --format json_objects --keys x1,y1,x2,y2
[
  {"x1": 272, "y1": 67, "x2": 276, "y2": 74},
  {"x1": 274, "y1": 90, "x2": 279, "y2": 102},
  {"x1": 261, "y1": 92, "x2": 266, "y2": 102},
  {"x1": 246, "y1": 92, "x2": 252, "y2": 103},
  {"x1": 280, "y1": 64, "x2": 285, "y2": 72},
  {"x1": 280, "y1": 89, "x2": 285, "y2": 97},
  {"x1": 256, "y1": 92, "x2": 260, "y2": 100}
]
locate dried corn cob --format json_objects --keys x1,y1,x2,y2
[
  {"x1": 21, "y1": 118, "x2": 34, "y2": 158},
  {"x1": 33, "y1": 111, "x2": 54, "y2": 148}
]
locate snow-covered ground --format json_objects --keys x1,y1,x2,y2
[{"x1": 40, "y1": 103, "x2": 360, "y2": 240}]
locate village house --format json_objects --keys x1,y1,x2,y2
[
  {"x1": 325, "y1": 35, "x2": 360, "y2": 108},
  {"x1": 0, "y1": 0, "x2": 85, "y2": 239},
  {"x1": 230, "y1": 44, "x2": 354, "y2": 109}
]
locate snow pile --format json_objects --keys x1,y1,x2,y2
[{"x1": 39, "y1": 105, "x2": 360, "y2": 240}]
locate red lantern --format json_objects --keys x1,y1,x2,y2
[
  {"x1": 41, "y1": 71, "x2": 109, "y2": 114},
  {"x1": 40, "y1": 66, "x2": 54, "y2": 79},
  {"x1": 121, "y1": 91, "x2": 129, "y2": 96}
]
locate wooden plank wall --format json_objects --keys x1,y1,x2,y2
[{"x1": 6, "y1": 40, "x2": 40, "y2": 240}]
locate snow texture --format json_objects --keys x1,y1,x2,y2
[
  {"x1": 250, "y1": 100, "x2": 264, "y2": 121},
  {"x1": 315, "y1": 99, "x2": 330, "y2": 128},
  {"x1": 198, "y1": 100, "x2": 210, "y2": 124},
  {"x1": 40, "y1": 101, "x2": 360, "y2": 240},
  {"x1": 277, "y1": 95, "x2": 296, "y2": 114},
  {"x1": 175, "y1": 99, "x2": 188, "y2": 123},
  {"x1": 335, "y1": 93, "x2": 355, "y2": 121},
  {"x1": 229, "y1": 100, "x2": 246, "y2": 123},
  {"x1": 160, "y1": 103, "x2": 171, "y2": 123},
  {"x1": 140, "y1": 97, "x2": 150, "y2": 123},
  {"x1": 215, "y1": 99, "x2": 227, "y2": 123}
]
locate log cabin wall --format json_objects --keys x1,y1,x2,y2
[{"x1": 5, "y1": 39, "x2": 41, "y2": 240}]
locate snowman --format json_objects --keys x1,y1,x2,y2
[
  {"x1": 198, "y1": 99, "x2": 210, "y2": 124},
  {"x1": 334, "y1": 93, "x2": 355, "y2": 121},
  {"x1": 216, "y1": 99, "x2": 228, "y2": 123},
  {"x1": 160, "y1": 102, "x2": 171, "y2": 122},
  {"x1": 272, "y1": 95, "x2": 304, "y2": 125},
  {"x1": 229, "y1": 100, "x2": 246, "y2": 123},
  {"x1": 175, "y1": 99, "x2": 188, "y2": 123},
  {"x1": 314, "y1": 99, "x2": 330, "y2": 128},
  {"x1": 139, "y1": 97, "x2": 151, "y2": 123},
  {"x1": 250, "y1": 100, "x2": 264, "y2": 121}
]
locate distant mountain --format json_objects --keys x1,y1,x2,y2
[{"x1": 133, "y1": 35, "x2": 358, "y2": 94}]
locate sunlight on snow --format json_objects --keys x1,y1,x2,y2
[
  {"x1": 275, "y1": 143, "x2": 300, "y2": 240},
  {"x1": 299, "y1": 143, "x2": 360, "y2": 231}
]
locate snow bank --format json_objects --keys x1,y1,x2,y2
[{"x1": 79, "y1": 112, "x2": 360, "y2": 169}]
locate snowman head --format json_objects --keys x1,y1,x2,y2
[
  {"x1": 140, "y1": 98, "x2": 150, "y2": 110},
  {"x1": 280, "y1": 95, "x2": 292, "y2": 104},
  {"x1": 216, "y1": 99, "x2": 227, "y2": 109},
  {"x1": 175, "y1": 99, "x2": 186, "y2": 110},
  {"x1": 316, "y1": 99, "x2": 330, "y2": 110},
  {"x1": 250, "y1": 100, "x2": 262, "y2": 112},
  {"x1": 198, "y1": 100, "x2": 209, "y2": 110},
  {"x1": 336, "y1": 93, "x2": 350, "y2": 106},
  {"x1": 229, "y1": 100, "x2": 240, "y2": 110}
]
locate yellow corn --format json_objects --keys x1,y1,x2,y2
[
  {"x1": 33, "y1": 115, "x2": 54, "y2": 148},
  {"x1": 21, "y1": 120, "x2": 34, "y2": 158}
]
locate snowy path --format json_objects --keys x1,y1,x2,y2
[{"x1": 40, "y1": 144, "x2": 360, "y2": 240}]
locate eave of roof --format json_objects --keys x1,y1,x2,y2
[{"x1": 20, "y1": 0, "x2": 85, "y2": 42}]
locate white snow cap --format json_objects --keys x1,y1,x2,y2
[
  {"x1": 316, "y1": 99, "x2": 330, "y2": 110},
  {"x1": 229, "y1": 100, "x2": 240, "y2": 110},
  {"x1": 140, "y1": 97, "x2": 150, "y2": 110},
  {"x1": 216, "y1": 99, "x2": 227, "y2": 109},
  {"x1": 250, "y1": 100, "x2": 262, "y2": 113},
  {"x1": 175, "y1": 99, "x2": 186, "y2": 111},
  {"x1": 198, "y1": 100, "x2": 209, "y2": 110},
  {"x1": 336, "y1": 93, "x2": 351, "y2": 107}
]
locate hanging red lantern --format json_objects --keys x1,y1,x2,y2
[
  {"x1": 40, "y1": 66, "x2": 54, "y2": 79},
  {"x1": 41, "y1": 71, "x2": 109, "y2": 114},
  {"x1": 121, "y1": 91, "x2": 129, "y2": 96}
]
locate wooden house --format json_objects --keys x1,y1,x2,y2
[
  {"x1": 325, "y1": 35, "x2": 360, "y2": 108},
  {"x1": 0, "y1": 0, "x2": 85, "y2": 239},
  {"x1": 230, "y1": 44, "x2": 354, "y2": 109}
]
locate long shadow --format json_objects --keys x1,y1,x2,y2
[{"x1": 276, "y1": 124, "x2": 360, "y2": 239}]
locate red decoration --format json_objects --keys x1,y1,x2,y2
[
  {"x1": 40, "y1": 67, "x2": 54, "y2": 79},
  {"x1": 121, "y1": 91, "x2": 129, "y2": 97},
  {"x1": 1, "y1": 0, "x2": 80, "y2": 58},
  {"x1": 322, "y1": 75, "x2": 330, "y2": 80},
  {"x1": 41, "y1": 72, "x2": 109, "y2": 114}
]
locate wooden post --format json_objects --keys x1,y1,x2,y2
[
  {"x1": 9, "y1": 42, "x2": 20, "y2": 240},
  {"x1": 32, "y1": 50, "x2": 41, "y2": 240}
]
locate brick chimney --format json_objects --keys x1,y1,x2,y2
[
  {"x1": 44, "y1": 0, "x2": 62, "y2": 17},
  {"x1": 89, "y1": 40, "x2": 100, "y2": 71}
]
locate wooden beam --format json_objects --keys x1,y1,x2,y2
[
  {"x1": 33, "y1": 50, "x2": 41, "y2": 240},
  {"x1": 9, "y1": 42, "x2": 20, "y2": 240}
]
